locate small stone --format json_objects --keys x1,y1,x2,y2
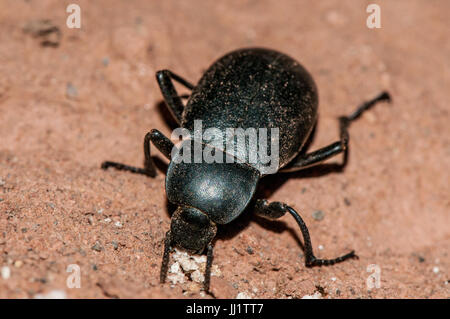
[
  {"x1": 173, "y1": 249, "x2": 205, "y2": 272},
  {"x1": 169, "y1": 262, "x2": 181, "y2": 274},
  {"x1": 344, "y1": 198, "x2": 351, "y2": 206},
  {"x1": 167, "y1": 263, "x2": 185, "y2": 285},
  {"x1": 14, "y1": 260, "x2": 23, "y2": 268},
  {"x1": 312, "y1": 210, "x2": 325, "y2": 221},
  {"x1": 114, "y1": 221, "x2": 122, "y2": 228},
  {"x1": 1, "y1": 266, "x2": 11, "y2": 279},
  {"x1": 103, "y1": 218, "x2": 111, "y2": 223},
  {"x1": 102, "y1": 57, "x2": 110, "y2": 66},
  {"x1": 302, "y1": 291, "x2": 322, "y2": 299},
  {"x1": 432, "y1": 266, "x2": 439, "y2": 274},
  {"x1": 236, "y1": 292, "x2": 252, "y2": 299},
  {"x1": 191, "y1": 270, "x2": 205, "y2": 283},
  {"x1": 66, "y1": 82, "x2": 78, "y2": 99},
  {"x1": 39, "y1": 252, "x2": 49, "y2": 260},
  {"x1": 91, "y1": 241, "x2": 103, "y2": 252},
  {"x1": 111, "y1": 241, "x2": 119, "y2": 250},
  {"x1": 211, "y1": 265, "x2": 221, "y2": 277},
  {"x1": 246, "y1": 246, "x2": 254, "y2": 255},
  {"x1": 318, "y1": 245, "x2": 324, "y2": 250},
  {"x1": 34, "y1": 289, "x2": 66, "y2": 299}
]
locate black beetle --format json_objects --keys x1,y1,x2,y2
[{"x1": 102, "y1": 48, "x2": 391, "y2": 292}]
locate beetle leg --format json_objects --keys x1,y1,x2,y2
[
  {"x1": 101, "y1": 129, "x2": 174, "y2": 177},
  {"x1": 254, "y1": 199, "x2": 358, "y2": 267},
  {"x1": 160, "y1": 231, "x2": 172, "y2": 284},
  {"x1": 204, "y1": 243, "x2": 214, "y2": 293},
  {"x1": 156, "y1": 69, "x2": 195, "y2": 123},
  {"x1": 280, "y1": 91, "x2": 391, "y2": 172}
]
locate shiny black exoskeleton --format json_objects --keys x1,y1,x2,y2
[{"x1": 102, "y1": 48, "x2": 391, "y2": 292}]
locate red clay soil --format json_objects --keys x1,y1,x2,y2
[{"x1": 0, "y1": 0, "x2": 448, "y2": 298}]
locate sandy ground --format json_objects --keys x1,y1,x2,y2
[{"x1": 0, "y1": 0, "x2": 449, "y2": 299}]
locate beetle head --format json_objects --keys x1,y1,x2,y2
[{"x1": 170, "y1": 206, "x2": 217, "y2": 254}]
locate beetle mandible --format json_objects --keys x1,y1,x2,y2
[{"x1": 102, "y1": 48, "x2": 391, "y2": 292}]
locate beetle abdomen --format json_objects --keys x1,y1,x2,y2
[{"x1": 182, "y1": 48, "x2": 318, "y2": 172}]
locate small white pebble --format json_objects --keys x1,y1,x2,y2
[
  {"x1": 168, "y1": 248, "x2": 220, "y2": 285},
  {"x1": 114, "y1": 221, "x2": 122, "y2": 228},
  {"x1": 432, "y1": 266, "x2": 439, "y2": 274},
  {"x1": 103, "y1": 218, "x2": 111, "y2": 223},
  {"x1": 191, "y1": 254, "x2": 207, "y2": 263},
  {"x1": 173, "y1": 249, "x2": 204, "y2": 272},
  {"x1": 211, "y1": 264, "x2": 221, "y2": 277},
  {"x1": 191, "y1": 270, "x2": 205, "y2": 283},
  {"x1": 167, "y1": 272, "x2": 185, "y2": 285},
  {"x1": 302, "y1": 292, "x2": 322, "y2": 299},
  {"x1": 331, "y1": 277, "x2": 337, "y2": 282},
  {"x1": 1, "y1": 266, "x2": 11, "y2": 279},
  {"x1": 34, "y1": 290, "x2": 67, "y2": 299},
  {"x1": 236, "y1": 292, "x2": 252, "y2": 299},
  {"x1": 180, "y1": 258, "x2": 199, "y2": 272},
  {"x1": 318, "y1": 245, "x2": 324, "y2": 250},
  {"x1": 169, "y1": 262, "x2": 180, "y2": 274}
]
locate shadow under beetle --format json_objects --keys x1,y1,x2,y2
[{"x1": 102, "y1": 48, "x2": 391, "y2": 292}]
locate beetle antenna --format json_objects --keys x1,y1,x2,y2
[
  {"x1": 160, "y1": 231, "x2": 172, "y2": 284},
  {"x1": 286, "y1": 206, "x2": 358, "y2": 266}
]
